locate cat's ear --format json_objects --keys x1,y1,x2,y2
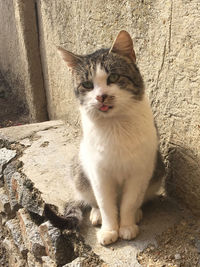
[
  {"x1": 109, "y1": 30, "x2": 136, "y2": 62},
  {"x1": 58, "y1": 47, "x2": 82, "y2": 68}
]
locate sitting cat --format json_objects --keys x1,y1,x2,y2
[{"x1": 58, "y1": 30, "x2": 164, "y2": 245}]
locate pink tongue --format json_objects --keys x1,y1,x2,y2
[{"x1": 100, "y1": 105, "x2": 109, "y2": 112}]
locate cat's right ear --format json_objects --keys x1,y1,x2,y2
[{"x1": 58, "y1": 47, "x2": 81, "y2": 68}]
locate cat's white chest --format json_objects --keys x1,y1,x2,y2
[
  {"x1": 81, "y1": 122, "x2": 155, "y2": 178},
  {"x1": 80, "y1": 97, "x2": 157, "y2": 183}
]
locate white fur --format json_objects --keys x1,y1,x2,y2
[{"x1": 79, "y1": 67, "x2": 157, "y2": 245}]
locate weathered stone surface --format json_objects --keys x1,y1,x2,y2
[
  {"x1": 0, "y1": 213, "x2": 7, "y2": 226},
  {"x1": 0, "y1": 175, "x2": 3, "y2": 187},
  {"x1": 39, "y1": 221, "x2": 75, "y2": 266},
  {"x1": 4, "y1": 163, "x2": 21, "y2": 210},
  {"x1": 6, "y1": 218, "x2": 27, "y2": 257},
  {"x1": 12, "y1": 172, "x2": 45, "y2": 216},
  {"x1": 64, "y1": 257, "x2": 108, "y2": 267},
  {"x1": 0, "y1": 120, "x2": 63, "y2": 143},
  {"x1": 39, "y1": 221, "x2": 61, "y2": 260},
  {"x1": 41, "y1": 256, "x2": 57, "y2": 267},
  {"x1": 1, "y1": 121, "x2": 79, "y2": 215},
  {"x1": 27, "y1": 252, "x2": 43, "y2": 267},
  {"x1": 2, "y1": 155, "x2": 44, "y2": 215},
  {"x1": 0, "y1": 147, "x2": 16, "y2": 174},
  {"x1": 0, "y1": 187, "x2": 11, "y2": 214},
  {"x1": 63, "y1": 257, "x2": 85, "y2": 267},
  {"x1": 3, "y1": 237, "x2": 27, "y2": 267},
  {"x1": 166, "y1": 145, "x2": 200, "y2": 215},
  {"x1": 17, "y1": 208, "x2": 46, "y2": 259},
  {"x1": 20, "y1": 122, "x2": 80, "y2": 214}
]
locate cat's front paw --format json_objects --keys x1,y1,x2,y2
[
  {"x1": 119, "y1": 224, "x2": 139, "y2": 240},
  {"x1": 98, "y1": 229, "x2": 118, "y2": 246},
  {"x1": 90, "y1": 207, "x2": 102, "y2": 226}
]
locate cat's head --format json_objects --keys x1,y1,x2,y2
[{"x1": 58, "y1": 30, "x2": 144, "y2": 119}]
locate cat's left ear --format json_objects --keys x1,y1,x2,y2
[
  {"x1": 109, "y1": 30, "x2": 136, "y2": 62},
  {"x1": 58, "y1": 47, "x2": 82, "y2": 68}
]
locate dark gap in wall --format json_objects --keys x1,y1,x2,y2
[{"x1": 34, "y1": 0, "x2": 49, "y2": 121}]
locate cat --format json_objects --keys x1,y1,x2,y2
[{"x1": 56, "y1": 30, "x2": 164, "y2": 246}]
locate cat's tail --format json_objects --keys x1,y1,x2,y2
[{"x1": 44, "y1": 201, "x2": 85, "y2": 230}]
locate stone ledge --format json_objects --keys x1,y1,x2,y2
[
  {"x1": 17, "y1": 208, "x2": 46, "y2": 259},
  {"x1": 5, "y1": 218, "x2": 27, "y2": 257},
  {"x1": 3, "y1": 237, "x2": 27, "y2": 267},
  {"x1": 0, "y1": 187, "x2": 12, "y2": 215},
  {"x1": 40, "y1": 221, "x2": 76, "y2": 266},
  {"x1": 0, "y1": 147, "x2": 16, "y2": 173}
]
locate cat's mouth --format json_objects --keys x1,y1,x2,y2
[{"x1": 99, "y1": 105, "x2": 113, "y2": 112}]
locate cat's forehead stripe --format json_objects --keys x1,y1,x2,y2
[
  {"x1": 93, "y1": 64, "x2": 107, "y2": 84},
  {"x1": 96, "y1": 64, "x2": 107, "y2": 78}
]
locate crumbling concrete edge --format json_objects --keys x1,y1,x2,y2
[{"x1": 0, "y1": 132, "x2": 105, "y2": 266}]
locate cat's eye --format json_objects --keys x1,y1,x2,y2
[
  {"x1": 81, "y1": 81, "x2": 94, "y2": 90},
  {"x1": 107, "y1": 73, "x2": 120, "y2": 84}
]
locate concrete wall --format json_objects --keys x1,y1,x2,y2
[
  {"x1": 0, "y1": 0, "x2": 48, "y2": 122},
  {"x1": 37, "y1": 0, "x2": 200, "y2": 214}
]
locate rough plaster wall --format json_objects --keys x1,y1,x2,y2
[
  {"x1": 0, "y1": 0, "x2": 47, "y2": 122},
  {"x1": 0, "y1": 0, "x2": 27, "y2": 105},
  {"x1": 38, "y1": 0, "x2": 200, "y2": 213}
]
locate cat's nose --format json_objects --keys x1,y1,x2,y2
[{"x1": 96, "y1": 94, "x2": 108, "y2": 103}]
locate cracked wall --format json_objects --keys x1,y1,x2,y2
[{"x1": 37, "y1": 0, "x2": 200, "y2": 213}]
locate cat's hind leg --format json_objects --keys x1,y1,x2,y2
[
  {"x1": 135, "y1": 208, "x2": 143, "y2": 224},
  {"x1": 90, "y1": 207, "x2": 102, "y2": 226}
]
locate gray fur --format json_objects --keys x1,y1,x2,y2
[{"x1": 69, "y1": 154, "x2": 97, "y2": 208}]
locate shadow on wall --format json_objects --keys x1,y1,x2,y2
[
  {"x1": 166, "y1": 145, "x2": 200, "y2": 216},
  {"x1": 0, "y1": 72, "x2": 29, "y2": 127}
]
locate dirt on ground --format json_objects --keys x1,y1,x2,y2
[{"x1": 137, "y1": 215, "x2": 200, "y2": 267}]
